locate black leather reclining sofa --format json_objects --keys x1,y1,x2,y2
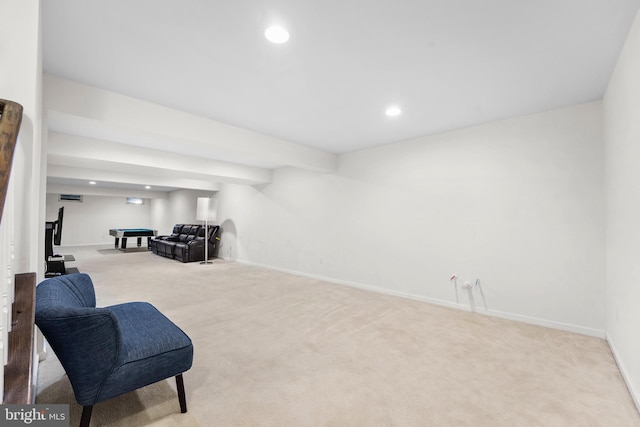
[{"x1": 150, "y1": 224, "x2": 220, "y2": 263}]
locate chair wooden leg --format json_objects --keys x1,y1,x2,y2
[
  {"x1": 80, "y1": 406, "x2": 93, "y2": 427},
  {"x1": 176, "y1": 374, "x2": 187, "y2": 413}
]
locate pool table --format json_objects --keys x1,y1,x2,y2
[{"x1": 109, "y1": 228, "x2": 158, "y2": 251}]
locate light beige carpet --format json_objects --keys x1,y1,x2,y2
[{"x1": 36, "y1": 245, "x2": 640, "y2": 426}]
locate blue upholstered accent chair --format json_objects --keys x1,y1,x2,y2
[{"x1": 35, "y1": 273, "x2": 193, "y2": 427}]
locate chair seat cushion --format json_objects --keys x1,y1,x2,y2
[
  {"x1": 95, "y1": 302, "x2": 193, "y2": 403},
  {"x1": 109, "y1": 302, "x2": 192, "y2": 363}
]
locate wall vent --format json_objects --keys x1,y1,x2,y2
[{"x1": 59, "y1": 194, "x2": 83, "y2": 202}]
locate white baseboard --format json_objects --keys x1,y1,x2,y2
[
  {"x1": 233, "y1": 258, "x2": 606, "y2": 338},
  {"x1": 607, "y1": 335, "x2": 640, "y2": 413}
]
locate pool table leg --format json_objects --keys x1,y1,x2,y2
[{"x1": 114, "y1": 237, "x2": 120, "y2": 249}]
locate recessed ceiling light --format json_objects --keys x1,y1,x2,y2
[
  {"x1": 385, "y1": 106, "x2": 402, "y2": 117},
  {"x1": 89, "y1": 181, "x2": 96, "y2": 185},
  {"x1": 265, "y1": 25, "x2": 289, "y2": 44},
  {"x1": 145, "y1": 185, "x2": 151, "y2": 189}
]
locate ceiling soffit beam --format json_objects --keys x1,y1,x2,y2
[
  {"x1": 47, "y1": 163, "x2": 223, "y2": 191},
  {"x1": 47, "y1": 131, "x2": 271, "y2": 185},
  {"x1": 46, "y1": 183, "x2": 170, "y2": 199},
  {"x1": 44, "y1": 74, "x2": 337, "y2": 173}
]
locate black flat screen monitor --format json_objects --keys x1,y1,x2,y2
[
  {"x1": 53, "y1": 206, "x2": 63, "y2": 245},
  {"x1": 45, "y1": 206, "x2": 64, "y2": 260}
]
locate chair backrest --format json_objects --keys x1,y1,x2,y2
[
  {"x1": 35, "y1": 273, "x2": 122, "y2": 405},
  {"x1": 36, "y1": 273, "x2": 96, "y2": 311}
]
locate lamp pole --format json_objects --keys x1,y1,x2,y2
[{"x1": 197, "y1": 197, "x2": 212, "y2": 265}]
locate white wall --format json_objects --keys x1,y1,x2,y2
[
  {"x1": 217, "y1": 102, "x2": 606, "y2": 335},
  {"x1": 0, "y1": 0, "x2": 43, "y2": 399},
  {"x1": 150, "y1": 189, "x2": 217, "y2": 236},
  {"x1": 603, "y1": 9, "x2": 640, "y2": 409},
  {"x1": 45, "y1": 194, "x2": 152, "y2": 245},
  {"x1": 0, "y1": 0, "x2": 43, "y2": 274},
  {"x1": 43, "y1": 188, "x2": 220, "y2": 246}
]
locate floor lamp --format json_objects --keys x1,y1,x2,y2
[{"x1": 197, "y1": 197, "x2": 216, "y2": 265}]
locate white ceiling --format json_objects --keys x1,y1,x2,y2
[{"x1": 42, "y1": 0, "x2": 640, "y2": 191}]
